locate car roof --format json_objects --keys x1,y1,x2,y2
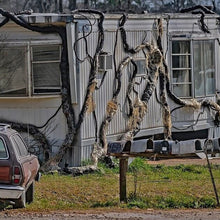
[{"x1": 0, "y1": 124, "x2": 18, "y2": 137}]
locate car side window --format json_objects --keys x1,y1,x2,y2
[
  {"x1": 0, "y1": 137, "x2": 8, "y2": 159},
  {"x1": 11, "y1": 134, "x2": 28, "y2": 157}
]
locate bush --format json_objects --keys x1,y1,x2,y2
[{"x1": 128, "y1": 157, "x2": 149, "y2": 197}]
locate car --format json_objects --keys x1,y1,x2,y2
[{"x1": 0, "y1": 124, "x2": 40, "y2": 208}]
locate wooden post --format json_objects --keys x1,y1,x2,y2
[{"x1": 119, "y1": 157, "x2": 128, "y2": 202}]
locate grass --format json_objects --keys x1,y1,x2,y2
[{"x1": 4, "y1": 158, "x2": 220, "y2": 211}]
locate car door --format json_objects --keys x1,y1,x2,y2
[{"x1": 10, "y1": 134, "x2": 38, "y2": 187}]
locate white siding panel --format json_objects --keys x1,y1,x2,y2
[
  {"x1": 0, "y1": 98, "x2": 66, "y2": 144},
  {"x1": 79, "y1": 26, "x2": 164, "y2": 140}
]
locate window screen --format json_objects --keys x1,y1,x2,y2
[
  {"x1": 0, "y1": 138, "x2": 8, "y2": 159},
  {"x1": 0, "y1": 46, "x2": 27, "y2": 96},
  {"x1": 32, "y1": 45, "x2": 61, "y2": 94}
]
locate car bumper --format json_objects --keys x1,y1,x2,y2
[{"x1": 0, "y1": 184, "x2": 24, "y2": 199}]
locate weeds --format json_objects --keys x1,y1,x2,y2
[
  {"x1": 97, "y1": 158, "x2": 119, "y2": 174},
  {"x1": 155, "y1": 195, "x2": 216, "y2": 209},
  {"x1": 90, "y1": 200, "x2": 119, "y2": 208},
  {"x1": 128, "y1": 157, "x2": 149, "y2": 197},
  {"x1": 9, "y1": 159, "x2": 220, "y2": 211}
]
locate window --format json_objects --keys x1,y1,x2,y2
[
  {"x1": 0, "y1": 46, "x2": 27, "y2": 96},
  {"x1": 32, "y1": 45, "x2": 61, "y2": 94},
  {"x1": 193, "y1": 40, "x2": 215, "y2": 96},
  {"x1": 11, "y1": 134, "x2": 28, "y2": 157},
  {"x1": 0, "y1": 138, "x2": 8, "y2": 159},
  {"x1": 128, "y1": 59, "x2": 148, "y2": 78},
  {"x1": 98, "y1": 54, "x2": 113, "y2": 72},
  {"x1": 171, "y1": 39, "x2": 215, "y2": 98},
  {"x1": 0, "y1": 43, "x2": 61, "y2": 97},
  {"x1": 134, "y1": 59, "x2": 148, "y2": 77}
]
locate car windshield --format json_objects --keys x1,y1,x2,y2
[{"x1": 0, "y1": 138, "x2": 8, "y2": 159}]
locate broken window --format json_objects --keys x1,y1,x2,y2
[
  {"x1": 32, "y1": 45, "x2": 61, "y2": 94},
  {"x1": 0, "y1": 46, "x2": 27, "y2": 96},
  {"x1": 171, "y1": 39, "x2": 215, "y2": 98}
]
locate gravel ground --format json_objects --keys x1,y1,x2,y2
[{"x1": 1, "y1": 210, "x2": 220, "y2": 220}]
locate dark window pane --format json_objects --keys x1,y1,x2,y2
[
  {"x1": 33, "y1": 63, "x2": 60, "y2": 88},
  {"x1": 173, "y1": 70, "x2": 191, "y2": 83},
  {"x1": 32, "y1": 45, "x2": 60, "y2": 61},
  {"x1": 172, "y1": 55, "x2": 190, "y2": 68},
  {"x1": 172, "y1": 41, "x2": 190, "y2": 54}
]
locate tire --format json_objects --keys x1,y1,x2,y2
[
  {"x1": 13, "y1": 191, "x2": 26, "y2": 208},
  {"x1": 26, "y1": 182, "x2": 34, "y2": 204}
]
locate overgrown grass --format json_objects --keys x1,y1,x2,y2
[{"x1": 5, "y1": 158, "x2": 220, "y2": 211}]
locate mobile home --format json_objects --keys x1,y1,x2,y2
[{"x1": 0, "y1": 7, "x2": 220, "y2": 166}]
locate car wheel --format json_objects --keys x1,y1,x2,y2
[
  {"x1": 26, "y1": 182, "x2": 34, "y2": 204},
  {"x1": 13, "y1": 191, "x2": 26, "y2": 208}
]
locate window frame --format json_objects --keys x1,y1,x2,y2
[
  {"x1": 0, "y1": 41, "x2": 62, "y2": 98},
  {"x1": 170, "y1": 37, "x2": 216, "y2": 98},
  {"x1": 192, "y1": 39, "x2": 216, "y2": 97},
  {"x1": 171, "y1": 39, "x2": 192, "y2": 98},
  {"x1": 0, "y1": 42, "x2": 29, "y2": 97},
  {"x1": 31, "y1": 44, "x2": 62, "y2": 95}
]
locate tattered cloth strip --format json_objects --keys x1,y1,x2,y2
[
  {"x1": 127, "y1": 97, "x2": 147, "y2": 132},
  {"x1": 86, "y1": 80, "x2": 97, "y2": 114}
]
